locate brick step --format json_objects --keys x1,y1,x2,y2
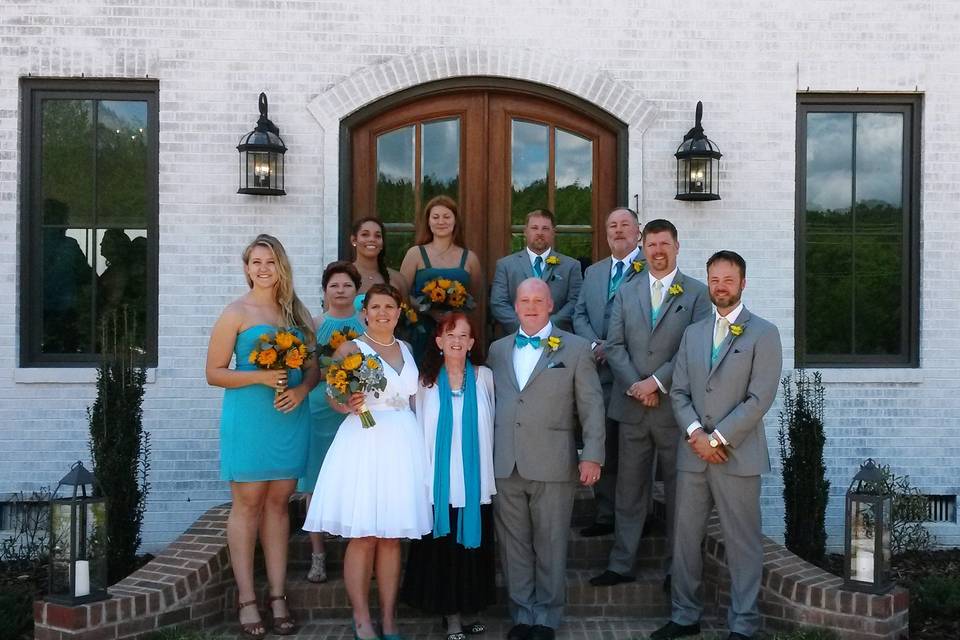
[
  {"x1": 227, "y1": 568, "x2": 671, "y2": 622},
  {"x1": 285, "y1": 520, "x2": 667, "y2": 572}
]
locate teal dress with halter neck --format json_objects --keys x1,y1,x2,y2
[
  {"x1": 220, "y1": 325, "x2": 310, "y2": 482},
  {"x1": 297, "y1": 311, "x2": 366, "y2": 493},
  {"x1": 411, "y1": 246, "x2": 472, "y2": 363}
]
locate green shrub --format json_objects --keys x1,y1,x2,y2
[
  {"x1": 778, "y1": 370, "x2": 830, "y2": 564},
  {"x1": 876, "y1": 463, "x2": 935, "y2": 554},
  {"x1": 0, "y1": 582, "x2": 36, "y2": 640},
  {"x1": 911, "y1": 574, "x2": 960, "y2": 621},
  {"x1": 88, "y1": 310, "x2": 151, "y2": 583}
]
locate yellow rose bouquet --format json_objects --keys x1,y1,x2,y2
[
  {"x1": 248, "y1": 329, "x2": 312, "y2": 402},
  {"x1": 322, "y1": 351, "x2": 388, "y2": 427},
  {"x1": 415, "y1": 277, "x2": 476, "y2": 312},
  {"x1": 318, "y1": 328, "x2": 360, "y2": 359}
]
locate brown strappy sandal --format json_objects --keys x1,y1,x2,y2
[
  {"x1": 237, "y1": 599, "x2": 266, "y2": 638},
  {"x1": 268, "y1": 594, "x2": 297, "y2": 635}
]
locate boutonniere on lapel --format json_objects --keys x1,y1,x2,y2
[
  {"x1": 668, "y1": 283, "x2": 683, "y2": 296},
  {"x1": 632, "y1": 259, "x2": 646, "y2": 273},
  {"x1": 729, "y1": 324, "x2": 744, "y2": 337},
  {"x1": 546, "y1": 335, "x2": 563, "y2": 352},
  {"x1": 545, "y1": 255, "x2": 561, "y2": 266}
]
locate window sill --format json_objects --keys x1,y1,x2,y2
[
  {"x1": 815, "y1": 368, "x2": 923, "y2": 385},
  {"x1": 14, "y1": 368, "x2": 157, "y2": 384}
]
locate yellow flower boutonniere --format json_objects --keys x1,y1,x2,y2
[
  {"x1": 545, "y1": 255, "x2": 561, "y2": 266},
  {"x1": 632, "y1": 259, "x2": 646, "y2": 273},
  {"x1": 668, "y1": 283, "x2": 684, "y2": 296},
  {"x1": 546, "y1": 335, "x2": 562, "y2": 352},
  {"x1": 729, "y1": 324, "x2": 744, "y2": 337}
]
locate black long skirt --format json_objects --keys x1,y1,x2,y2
[{"x1": 400, "y1": 503, "x2": 497, "y2": 615}]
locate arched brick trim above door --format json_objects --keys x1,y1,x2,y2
[{"x1": 306, "y1": 47, "x2": 658, "y2": 260}]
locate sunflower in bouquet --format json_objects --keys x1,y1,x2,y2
[
  {"x1": 248, "y1": 329, "x2": 312, "y2": 403},
  {"x1": 415, "y1": 277, "x2": 476, "y2": 313},
  {"x1": 322, "y1": 351, "x2": 388, "y2": 427},
  {"x1": 318, "y1": 327, "x2": 360, "y2": 359}
]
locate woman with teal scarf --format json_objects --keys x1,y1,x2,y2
[{"x1": 400, "y1": 313, "x2": 496, "y2": 640}]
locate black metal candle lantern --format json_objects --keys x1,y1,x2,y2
[
  {"x1": 47, "y1": 461, "x2": 110, "y2": 605},
  {"x1": 843, "y1": 458, "x2": 893, "y2": 594},
  {"x1": 237, "y1": 92, "x2": 287, "y2": 196},
  {"x1": 675, "y1": 101, "x2": 722, "y2": 201}
]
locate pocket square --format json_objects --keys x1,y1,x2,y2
[{"x1": 547, "y1": 361, "x2": 566, "y2": 369}]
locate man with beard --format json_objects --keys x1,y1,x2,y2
[
  {"x1": 573, "y1": 207, "x2": 644, "y2": 537},
  {"x1": 651, "y1": 250, "x2": 782, "y2": 640},
  {"x1": 591, "y1": 219, "x2": 711, "y2": 588},
  {"x1": 490, "y1": 209, "x2": 583, "y2": 333}
]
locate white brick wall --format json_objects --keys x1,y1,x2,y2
[{"x1": 1, "y1": 0, "x2": 957, "y2": 550}]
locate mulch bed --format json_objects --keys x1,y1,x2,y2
[{"x1": 815, "y1": 549, "x2": 960, "y2": 640}]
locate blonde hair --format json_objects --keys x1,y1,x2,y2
[{"x1": 242, "y1": 234, "x2": 316, "y2": 345}]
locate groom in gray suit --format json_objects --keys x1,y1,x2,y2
[
  {"x1": 488, "y1": 278, "x2": 606, "y2": 640},
  {"x1": 591, "y1": 219, "x2": 711, "y2": 588},
  {"x1": 652, "y1": 251, "x2": 782, "y2": 640},
  {"x1": 490, "y1": 209, "x2": 583, "y2": 333},
  {"x1": 572, "y1": 206, "x2": 644, "y2": 537}
]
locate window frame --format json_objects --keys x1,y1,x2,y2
[
  {"x1": 795, "y1": 93, "x2": 921, "y2": 368},
  {"x1": 19, "y1": 78, "x2": 159, "y2": 367}
]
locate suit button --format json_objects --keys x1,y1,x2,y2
[
  {"x1": 647, "y1": 350, "x2": 653, "y2": 355},
  {"x1": 705, "y1": 415, "x2": 712, "y2": 421},
  {"x1": 516, "y1": 422, "x2": 521, "y2": 427},
  {"x1": 519, "y1": 399, "x2": 524, "y2": 404}
]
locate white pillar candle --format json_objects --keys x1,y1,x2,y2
[
  {"x1": 853, "y1": 549, "x2": 875, "y2": 582},
  {"x1": 74, "y1": 560, "x2": 90, "y2": 597}
]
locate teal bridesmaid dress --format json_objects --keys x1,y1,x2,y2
[
  {"x1": 411, "y1": 246, "x2": 472, "y2": 362},
  {"x1": 297, "y1": 312, "x2": 366, "y2": 493},
  {"x1": 219, "y1": 325, "x2": 311, "y2": 482}
]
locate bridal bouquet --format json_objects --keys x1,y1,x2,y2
[
  {"x1": 322, "y1": 351, "x2": 388, "y2": 427},
  {"x1": 415, "y1": 277, "x2": 476, "y2": 312}
]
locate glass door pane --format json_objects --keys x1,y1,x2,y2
[{"x1": 554, "y1": 128, "x2": 593, "y2": 264}]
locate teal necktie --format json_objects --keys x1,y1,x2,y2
[
  {"x1": 608, "y1": 261, "x2": 624, "y2": 300},
  {"x1": 515, "y1": 334, "x2": 542, "y2": 349},
  {"x1": 534, "y1": 255, "x2": 544, "y2": 278}
]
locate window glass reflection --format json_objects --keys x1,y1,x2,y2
[
  {"x1": 511, "y1": 120, "x2": 548, "y2": 224},
  {"x1": 41, "y1": 100, "x2": 95, "y2": 227},
  {"x1": 95, "y1": 229, "x2": 148, "y2": 351},
  {"x1": 376, "y1": 126, "x2": 415, "y2": 224},
  {"x1": 41, "y1": 227, "x2": 94, "y2": 354},
  {"x1": 554, "y1": 129, "x2": 592, "y2": 226},
  {"x1": 97, "y1": 101, "x2": 148, "y2": 226},
  {"x1": 422, "y1": 118, "x2": 460, "y2": 204}
]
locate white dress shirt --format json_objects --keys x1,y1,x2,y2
[
  {"x1": 685, "y1": 303, "x2": 744, "y2": 444},
  {"x1": 527, "y1": 247, "x2": 552, "y2": 271},
  {"x1": 609, "y1": 246, "x2": 642, "y2": 280},
  {"x1": 513, "y1": 321, "x2": 553, "y2": 390}
]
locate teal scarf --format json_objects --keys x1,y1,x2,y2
[{"x1": 433, "y1": 361, "x2": 481, "y2": 548}]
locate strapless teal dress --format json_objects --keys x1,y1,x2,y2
[
  {"x1": 219, "y1": 325, "x2": 310, "y2": 482},
  {"x1": 297, "y1": 312, "x2": 366, "y2": 493},
  {"x1": 411, "y1": 246, "x2": 472, "y2": 363}
]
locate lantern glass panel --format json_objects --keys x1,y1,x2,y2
[
  {"x1": 848, "y1": 498, "x2": 879, "y2": 584},
  {"x1": 690, "y1": 158, "x2": 708, "y2": 193},
  {"x1": 48, "y1": 498, "x2": 108, "y2": 602},
  {"x1": 248, "y1": 152, "x2": 272, "y2": 189},
  {"x1": 49, "y1": 500, "x2": 74, "y2": 598}
]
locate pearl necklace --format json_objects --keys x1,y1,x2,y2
[{"x1": 363, "y1": 332, "x2": 397, "y2": 347}]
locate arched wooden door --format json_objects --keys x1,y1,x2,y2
[{"x1": 348, "y1": 83, "x2": 622, "y2": 343}]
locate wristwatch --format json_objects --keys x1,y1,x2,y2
[{"x1": 708, "y1": 434, "x2": 720, "y2": 448}]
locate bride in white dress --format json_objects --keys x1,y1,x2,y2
[{"x1": 304, "y1": 284, "x2": 431, "y2": 640}]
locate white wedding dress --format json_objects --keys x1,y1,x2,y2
[{"x1": 303, "y1": 339, "x2": 432, "y2": 539}]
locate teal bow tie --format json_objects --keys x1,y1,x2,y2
[{"x1": 515, "y1": 334, "x2": 542, "y2": 349}]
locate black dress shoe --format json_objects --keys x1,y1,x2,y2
[
  {"x1": 589, "y1": 569, "x2": 636, "y2": 587},
  {"x1": 727, "y1": 633, "x2": 751, "y2": 640},
  {"x1": 506, "y1": 623, "x2": 531, "y2": 640},
  {"x1": 580, "y1": 521, "x2": 615, "y2": 537},
  {"x1": 528, "y1": 625, "x2": 555, "y2": 640},
  {"x1": 649, "y1": 620, "x2": 701, "y2": 640}
]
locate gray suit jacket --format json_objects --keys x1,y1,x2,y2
[
  {"x1": 487, "y1": 329, "x2": 605, "y2": 482},
  {"x1": 604, "y1": 270, "x2": 712, "y2": 424},
  {"x1": 490, "y1": 250, "x2": 583, "y2": 333},
  {"x1": 572, "y1": 254, "x2": 646, "y2": 388},
  {"x1": 670, "y1": 307, "x2": 783, "y2": 477}
]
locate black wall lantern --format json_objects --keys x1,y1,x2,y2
[
  {"x1": 675, "y1": 101, "x2": 722, "y2": 201},
  {"x1": 843, "y1": 458, "x2": 893, "y2": 594},
  {"x1": 237, "y1": 92, "x2": 287, "y2": 196},
  {"x1": 47, "y1": 461, "x2": 110, "y2": 605}
]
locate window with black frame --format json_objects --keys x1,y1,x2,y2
[
  {"x1": 21, "y1": 81, "x2": 157, "y2": 366},
  {"x1": 796, "y1": 95, "x2": 920, "y2": 367}
]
